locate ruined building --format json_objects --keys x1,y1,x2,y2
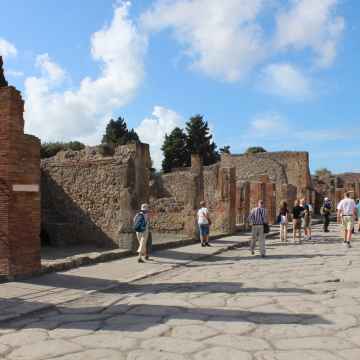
[
  {"x1": 313, "y1": 172, "x2": 360, "y2": 210},
  {"x1": 0, "y1": 56, "x2": 316, "y2": 273},
  {"x1": 0, "y1": 56, "x2": 41, "y2": 277},
  {"x1": 41, "y1": 145, "x2": 314, "y2": 248}
]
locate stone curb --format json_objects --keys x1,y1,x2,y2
[{"x1": 37, "y1": 232, "x2": 241, "y2": 277}]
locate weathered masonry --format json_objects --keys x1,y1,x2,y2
[
  {"x1": 41, "y1": 143, "x2": 151, "y2": 249},
  {"x1": 0, "y1": 57, "x2": 41, "y2": 277}
]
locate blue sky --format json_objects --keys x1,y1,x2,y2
[{"x1": 0, "y1": 0, "x2": 358, "y2": 173}]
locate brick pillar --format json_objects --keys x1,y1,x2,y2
[
  {"x1": 215, "y1": 167, "x2": 236, "y2": 233},
  {"x1": 236, "y1": 181, "x2": 250, "y2": 225},
  {"x1": 0, "y1": 79, "x2": 41, "y2": 277}
]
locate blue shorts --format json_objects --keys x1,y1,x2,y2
[{"x1": 199, "y1": 224, "x2": 210, "y2": 237}]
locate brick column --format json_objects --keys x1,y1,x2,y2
[
  {"x1": 215, "y1": 167, "x2": 236, "y2": 233},
  {"x1": 0, "y1": 81, "x2": 41, "y2": 277}
]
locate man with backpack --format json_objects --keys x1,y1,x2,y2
[{"x1": 133, "y1": 203, "x2": 151, "y2": 263}]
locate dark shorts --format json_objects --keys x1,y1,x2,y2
[
  {"x1": 293, "y1": 218, "x2": 302, "y2": 230},
  {"x1": 199, "y1": 224, "x2": 210, "y2": 237}
]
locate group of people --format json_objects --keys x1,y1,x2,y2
[
  {"x1": 248, "y1": 198, "x2": 313, "y2": 257},
  {"x1": 133, "y1": 192, "x2": 360, "y2": 262}
]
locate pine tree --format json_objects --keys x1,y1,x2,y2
[
  {"x1": 102, "y1": 117, "x2": 139, "y2": 146},
  {"x1": 245, "y1": 146, "x2": 267, "y2": 154},
  {"x1": 185, "y1": 115, "x2": 219, "y2": 166},
  {"x1": 161, "y1": 127, "x2": 189, "y2": 172}
]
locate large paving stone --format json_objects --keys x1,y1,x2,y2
[
  {"x1": 103, "y1": 323, "x2": 169, "y2": 339},
  {"x1": 337, "y1": 327, "x2": 360, "y2": 346},
  {"x1": 128, "y1": 349, "x2": 187, "y2": 360},
  {"x1": 273, "y1": 337, "x2": 354, "y2": 350},
  {"x1": 226, "y1": 296, "x2": 274, "y2": 309},
  {"x1": 72, "y1": 333, "x2": 138, "y2": 350},
  {"x1": 141, "y1": 336, "x2": 204, "y2": 354},
  {"x1": 171, "y1": 325, "x2": 219, "y2": 340},
  {"x1": 8, "y1": 339, "x2": 83, "y2": 360},
  {"x1": 49, "y1": 321, "x2": 101, "y2": 339},
  {"x1": 49, "y1": 349, "x2": 123, "y2": 360},
  {"x1": 205, "y1": 319, "x2": 256, "y2": 335},
  {"x1": 194, "y1": 346, "x2": 252, "y2": 360},
  {"x1": 204, "y1": 335, "x2": 271, "y2": 351},
  {"x1": 255, "y1": 350, "x2": 343, "y2": 360},
  {"x1": 0, "y1": 344, "x2": 10, "y2": 356},
  {"x1": 0, "y1": 329, "x2": 48, "y2": 347},
  {"x1": 335, "y1": 349, "x2": 360, "y2": 360},
  {"x1": 252, "y1": 323, "x2": 329, "y2": 339}
]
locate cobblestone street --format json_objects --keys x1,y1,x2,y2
[{"x1": 0, "y1": 224, "x2": 360, "y2": 359}]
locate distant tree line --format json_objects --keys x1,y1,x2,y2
[{"x1": 41, "y1": 115, "x2": 268, "y2": 172}]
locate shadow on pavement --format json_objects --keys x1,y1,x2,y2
[{"x1": 0, "y1": 302, "x2": 331, "y2": 332}]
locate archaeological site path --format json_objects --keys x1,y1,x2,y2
[{"x1": 0, "y1": 224, "x2": 359, "y2": 359}]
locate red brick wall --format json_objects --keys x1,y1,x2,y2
[{"x1": 0, "y1": 86, "x2": 41, "y2": 277}]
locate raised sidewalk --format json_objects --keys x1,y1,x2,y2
[{"x1": 0, "y1": 232, "x2": 258, "y2": 324}]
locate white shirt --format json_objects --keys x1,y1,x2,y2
[
  {"x1": 337, "y1": 198, "x2": 356, "y2": 216},
  {"x1": 197, "y1": 207, "x2": 209, "y2": 225}
]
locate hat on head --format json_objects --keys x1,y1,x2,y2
[
  {"x1": 324, "y1": 197, "x2": 329, "y2": 201},
  {"x1": 141, "y1": 203, "x2": 149, "y2": 211}
]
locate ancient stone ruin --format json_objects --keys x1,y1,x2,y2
[
  {"x1": 41, "y1": 145, "x2": 314, "y2": 249},
  {"x1": 0, "y1": 56, "x2": 41, "y2": 277},
  {"x1": 0, "y1": 56, "x2": 319, "y2": 278}
]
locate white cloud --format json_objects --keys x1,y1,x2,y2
[
  {"x1": 259, "y1": 63, "x2": 311, "y2": 99},
  {"x1": 141, "y1": 0, "x2": 267, "y2": 82},
  {"x1": 242, "y1": 111, "x2": 349, "y2": 150},
  {"x1": 136, "y1": 106, "x2": 184, "y2": 168},
  {"x1": 24, "y1": 2, "x2": 147, "y2": 144},
  {"x1": 0, "y1": 38, "x2": 17, "y2": 58},
  {"x1": 274, "y1": 0, "x2": 345, "y2": 68},
  {"x1": 5, "y1": 69, "x2": 24, "y2": 77},
  {"x1": 250, "y1": 112, "x2": 289, "y2": 136}
]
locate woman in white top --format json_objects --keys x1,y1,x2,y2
[{"x1": 197, "y1": 201, "x2": 211, "y2": 247}]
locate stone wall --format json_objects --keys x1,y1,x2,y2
[
  {"x1": 41, "y1": 143, "x2": 151, "y2": 249},
  {"x1": 0, "y1": 59, "x2": 41, "y2": 277},
  {"x1": 150, "y1": 157, "x2": 237, "y2": 238},
  {"x1": 221, "y1": 151, "x2": 312, "y2": 195},
  {"x1": 313, "y1": 172, "x2": 360, "y2": 210}
]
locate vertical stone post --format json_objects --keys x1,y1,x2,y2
[
  {"x1": 236, "y1": 181, "x2": 250, "y2": 226},
  {"x1": 185, "y1": 154, "x2": 204, "y2": 238},
  {"x1": 216, "y1": 167, "x2": 236, "y2": 233},
  {"x1": 0, "y1": 58, "x2": 41, "y2": 277}
]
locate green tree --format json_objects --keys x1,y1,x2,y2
[
  {"x1": 185, "y1": 115, "x2": 220, "y2": 166},
  {"x1": 315, "y1": 168, "x2": 332, "y2": 178},
  {"x1": 219, "y1": 145, "x2": 231, "y2": 154},
  {"x1": 245, "y1": 146, "x2": 267, "y2": 154},
  {"x1": 41, "y1": 141, "x2": 85, "y2": 159},
  {"x1": 161, "y1": 127, "x2": 189, "y2": 172},
  {"x1": 101, "y1": 117, "x2": 139, "y2": 146}
]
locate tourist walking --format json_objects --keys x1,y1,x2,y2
[
  {"x1": 249, "y1": 200, "x2": 268, "y2": 257},
  {"x1": 133, "y1": 203, "x2": 151, "y2": 262},
  {"x1": 337, "y1": 192, "x2": 356, "y2": 248},
  {"x1": 278, "y1": 201, "x2": 289, "y2": 242},
  {"x1": 292, "y1": 200, "x2": 304, "y2": 243},
  {"x1": 321, "y1": 197, "x2": 332, "y2": 232},
  {"x1": 356, "y1": 199, "x2": 360, "y2": 232},
  {"x1": 301, "y1": 198, "x2": 313, "y2": 240},
  {"x1": 198, "y1": 201, "x2": 212, "y2": 247}
]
